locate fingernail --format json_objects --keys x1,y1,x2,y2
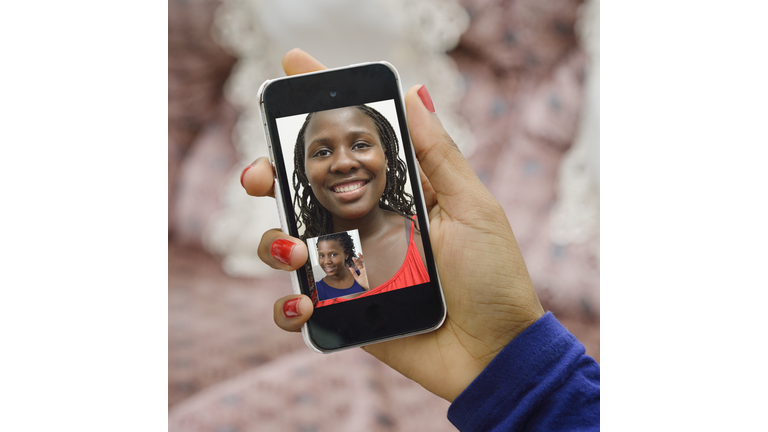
[
  {"x1": 417, "y1": 85, "x2": 435, "y2": 113},
  {"x1": 271, "y1": 239, "x2": 295, "y2": 265},
  {"x1": 283, "y1": 298, "x2": 300, "y2": 318},
  {"x1": 240, "y1": 163, "x2": 255, "y2": 188}
]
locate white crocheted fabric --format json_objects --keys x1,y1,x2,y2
[
  {"x1": 550, "y1": 0, "x2": 599, "y2": 251},
  {"x1": 206, "y1": 0, "x2": 472, "y2": 276}
]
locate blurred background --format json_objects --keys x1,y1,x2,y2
[{"x1": 168, "y1": 0, "x2": 599, "y2": 430}]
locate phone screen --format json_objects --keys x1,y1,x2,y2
[
  {"x1": 275, "y1": 99, "x2": 431, "y2": 306},
  {"x1": 261, "y1": 63, "x2": 444, "y2": 351}
]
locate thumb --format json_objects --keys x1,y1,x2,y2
[{"x1": 404, "y1": 85, "x2": 491, "y2": 213}]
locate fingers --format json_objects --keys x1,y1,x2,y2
[
  {"x1": 282, "y1": 48, "x2": 327, "y2": 76},
  {"x1": 348, "y1": 264, "x2": 369, "y2": 290},
  {"x1": 404, "y1": 85, "x2": 489, "y2": 206},
  {"x1": 241, "y1": 157, "x2": 276, "y2": 197},
  {"x1": 274, "y1": 295, "x2": 314, "y2": 332},
  {"x1": 258, "y1": 229, "x2": 309, "y2": 270}
]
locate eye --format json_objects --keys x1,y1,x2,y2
[
  {"x1": 352, "y1": 141, "x2": 371, "y2": 150},
  {"x1": 311, "y1": 148, "x2": 331, "y2": 158}
]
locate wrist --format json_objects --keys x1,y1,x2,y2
[{"x1": 444, "y1": 306, "x2": 545, "y2": 402}]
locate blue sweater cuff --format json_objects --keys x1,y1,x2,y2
[{"x1": 447, "y1": 312, "x2": 600, "y2": 432}]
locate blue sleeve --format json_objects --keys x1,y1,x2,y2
[{"x1": 447, "y1": 312, "x2": 600, "y2": 432}]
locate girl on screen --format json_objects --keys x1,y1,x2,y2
[
  {"x1": 292, "y1": 105, "x2": 429, "y2": 306},
  {"x1": 314, "y1": 231, "x2": 368, "y2": 301}
]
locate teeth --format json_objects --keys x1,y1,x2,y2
[{"x1": 335, "y1": 183, "x2": 363, "y2": 193}]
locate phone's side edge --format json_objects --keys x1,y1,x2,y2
[{"x1": 258, "y1": 81, "x2": 290, "y2": 251}]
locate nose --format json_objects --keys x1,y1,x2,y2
[{"x1": 329, "y1": 146, "x2": 359, "y2": 174}]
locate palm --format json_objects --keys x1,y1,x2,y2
[{"x1": 364, "y1": 177, "x2": 540, "y2": 401}]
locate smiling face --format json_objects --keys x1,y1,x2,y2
[
  {"x1": 303, "y1": 107, "x2": 388, "y2": 221},
  {"x1": 317, "y1": 239, "x2": 348, "y2": 277}
]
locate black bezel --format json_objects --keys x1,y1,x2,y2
[{"x1": 262, "y1": 63, "x2": 445, "y2": 351}]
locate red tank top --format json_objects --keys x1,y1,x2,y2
[{"x1": 314, "y1": 216, "x2": 429, "y2": 307}]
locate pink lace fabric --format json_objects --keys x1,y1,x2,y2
[
  {"x1": 453, "y1": 0, "x2": 599, "y2": 326},
  {"x1": 169, "y1": 0, "x2": 598, "y2": 430},
  {"x1": 169, "y1": 348, "x2": 453, "y2": 432}
]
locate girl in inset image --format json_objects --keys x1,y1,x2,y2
[
  {"x1": 313, "y1": 231, "x2": 368, "y2": 301},
  {"x1": 294, "y1": 105, "x2": 429, "y2": 306}
]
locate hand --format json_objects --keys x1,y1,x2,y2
[
  {"x1": 241, "y1": 48, "x2": 545, "y2": 402},
  {"x1": 348, "y1": 253, "x2": 368, "y2": 290}
]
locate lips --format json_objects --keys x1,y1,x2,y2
[
  {"x1": 332, "y1": 180, "x2": 367, "y2": 194},
  {"x1": 323, "y1": 265, "x2": 336, "y2": 274}
]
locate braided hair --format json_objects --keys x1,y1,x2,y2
[
  {"x1": 316, "y1": 231, "x2": 356, "y2": 268},
  {"x1": 293, "y1": 105, "x2": 414, "y2": 240}
]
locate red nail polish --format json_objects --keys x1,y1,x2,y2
[
  {"x1": 271, "y1": 239, "x2": 295, "y2": 265},
  {"x1": 283, "y1": 298, "x2": 300, "y2": 318},
  {"x1": 240, "y1": 163, "x2": 254, "y2": 188},
  {"x1": 417, "y1": 85, "x2": 435, "y2": 113}
]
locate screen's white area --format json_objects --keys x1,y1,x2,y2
[
  {"x1": 307, "y1": 229, "x2": 364, "y2": 275},
  {"x1": 275, "y1": 100, "x2": 412, "y2": 236}
]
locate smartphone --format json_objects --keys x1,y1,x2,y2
[{"x1": 258, "y1": 62, "x2": 446, "y2": 353}]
